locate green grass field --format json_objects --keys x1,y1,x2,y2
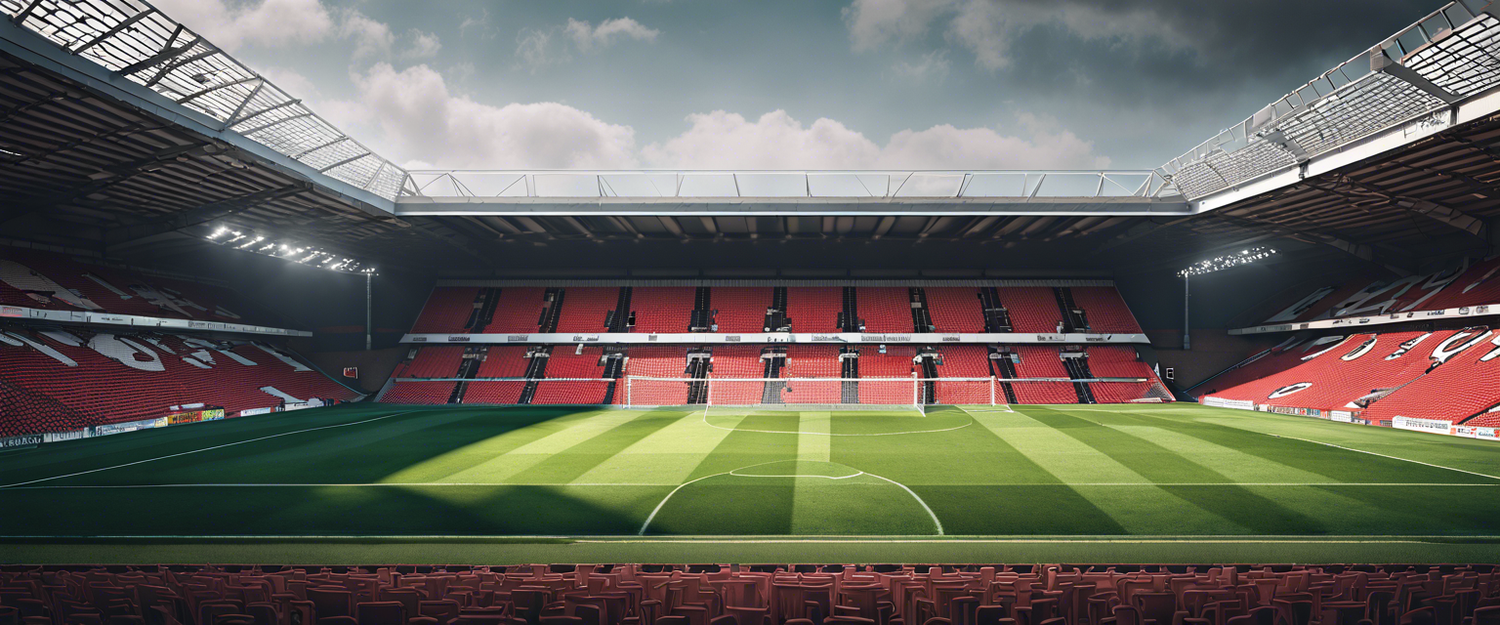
[{"x1": 2, "y1": 402, "x2": 1499, "y2": 564}]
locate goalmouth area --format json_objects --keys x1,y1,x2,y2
[{"x1": 2, "y1": 403, "x2": 1498, "y2": 565}]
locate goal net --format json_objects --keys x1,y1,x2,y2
[{"x1": 625, "y1": 376, "x2": 1009, "y2": 414}]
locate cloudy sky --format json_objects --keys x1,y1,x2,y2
[{"x1": 154, "y1": 0, "x2": 1433, "y2": 171}]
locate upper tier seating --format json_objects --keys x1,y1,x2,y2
[
  {"x1": 785, "y1": 287, "x2": 843, "y2": 332},
  {"x1": 1421, "y1": 255, "x2": 1500, "y2": 311},
  {"x1": 924, "y1": 287, "x2": 985, "y2": 332},
  {"x1": 0, "y1": 326, "x2": 358, "y2": 437},
  {"x1": 1011, "y1": 346, "x2": 1078, "y2": 404},
  {"x1": 631, "y1": 287, "x2": 696, "y2": 333},
  {"x1": 857, "y1": 287, "x2": 915, "y2": 332},
  {"x1": 394, "y1": 346, "x2": 464, "y2": 379},
  {"x1": 405, "y1": 284, "x2": 1141, "y2": 336},
  {"x1": 410, "y1": 287, "x2": 481, "y2": 334},
  {"x1": 998, "y1": 287, "x2": 1065, "y2": 333},
  {"x1": 712, "y1": 287, "x2": 771, "y2": 332},
  {"x1": 488, "y1": 288, "x2": 547, "y2": 333},
  {"x1": 0, "y1": 247, "x2": 269, "y2": 325},
  {"x1": 1072, "y1": 287, "x2": 1144, "y2": 333},
  {"x1": 554, "y1": 288, "x2": 620, "y2": 333}
]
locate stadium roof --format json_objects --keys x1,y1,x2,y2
[{"x1": 2, "y1": 0, "x2": 1500, "y2": 277}]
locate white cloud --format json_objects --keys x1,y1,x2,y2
[
  {"x1": 515, "y1": 28, "x2": 566, "y2": 72},
  {"x1": 402, "y1": 30, "x2": 443, "y2": 59},
  {"x1": 339, "y1": 10, "x2": 395, "y2": 60},
  {"x1": 844, "y1": 0, "x2": 1194, "y2": 70},
  {"x1": 347, "y1": 64, "x2": 639, "y2": 169},
  {"x1": 150, "y1": 0, "x2": 334, "y2": 52},
  {"x1": 516, "y1": 17, "x2": 660, "y2": 72},
  {"x1": 891, "y1": 50, "x2": 950, "y2": 83},
  {"x1": 565, "y1": 18, "x2": 661, "y2": 53},
  {"x1": 641, "y1": 110, "x2": 1107, "y2": 169},
  {"x1": 320, "y1": 65, "x2": 1102, "y2": 171}
]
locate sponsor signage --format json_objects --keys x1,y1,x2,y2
[
  {"x1": 343, "y1": 367, "x2": 359, "y2": 379},
  {"x1": 1267, "y1": 405, "x2": 1323, "y2": 418},
  {"x1": 165, "y1": 408, "x2": 225, "y2": 425},
  {"x1": 0, "y1": 434, "x2": 43, "y2": 449},
  {"x1": 400, "y1": 331, "x2": 1152, "y2": 345},
  {"x1": 0, "y1": 305, "x2": 309, "y2": 336},
  {"x1": 1392, "y1": 416, "x2": 1453, "y2": 433},
  {"x1": 1233, "y1": 302, "x2": 1500, "y2": 335}
]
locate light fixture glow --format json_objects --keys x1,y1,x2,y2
[
  {"x1": 205, "y1": 225, "x2": 376, "y2": 274},
  {"x1": 1178, "y1": 246, "x2": 1278, "y2": 277}
]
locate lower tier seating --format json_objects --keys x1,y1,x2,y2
[
  {"x1": 380, "y1": 344, "x2": 1169, "y2": 406},
  {"x1": 1011, "y1": 346, "x2": 1078, "y2": 404},
  {"x1": 1085, "y1": 346, "x2": 1168, "y2": 403},
  {"x1": 1204, "y1": 328, "x2": 1500, "y2": 425},
  {"x1": 0, "y1": 325, "x2": 359, "y2": 437},
  {"x1": 5, "y1": 563, "x2": 1494, "y2": 625},
  {"x1": 857, "y1": 346, "x2": 917, "y2": 405}
]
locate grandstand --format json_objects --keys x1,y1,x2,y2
[{"x1": 6, "y1": 0, "x2": 1500, "y2": 574}]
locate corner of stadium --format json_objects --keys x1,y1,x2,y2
[{"x1": 3, "y1": 0, "x2": 1500, "y2": 621}]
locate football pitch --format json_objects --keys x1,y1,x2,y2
[{"x1": 2, "y1": 402, "x2": 1499, "y2": 564}]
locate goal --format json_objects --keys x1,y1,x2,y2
[{"x1": 624, "y1": 376, "x2": 1007, "y2": 414}]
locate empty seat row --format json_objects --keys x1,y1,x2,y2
[
  {"x1": 404, "y1": 286, "x2": 1140, "y2": 335},
  {"x1": 3, "y1": 562, "x2": 1497, "y2": 625}
]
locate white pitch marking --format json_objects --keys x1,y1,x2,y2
[
  {"x1": 636, "y1": 460, "x2": 944, "y2": 536},
  {"x1": 0, "y1": 410, "x2": 424, "y2": 489}
]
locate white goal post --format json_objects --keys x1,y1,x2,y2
[{"x1": 624, "y1": 376, "x2": 1002, "y2": 413}]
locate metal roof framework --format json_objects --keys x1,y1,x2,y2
[
  {"x1": 0, "y1": 0, "x2": 406, "y2": 202},
  {"x1": 395, "y1": 170, "x2": 1188, "y2": 217},
  {"x1": 1, "y1": 0, "x2": 1500, "y2": 277}
]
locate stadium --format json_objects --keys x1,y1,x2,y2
[{"x1": 4, "y1": 0, "x2": 1500, "y2": 623}]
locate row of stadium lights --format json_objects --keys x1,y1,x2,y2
[
  {"x1": 1177, "y1": 246, "x2": 1278, "y2": 277},
  {"x1": 206, "y1": 227, "x2": 375, "y2": 274}
]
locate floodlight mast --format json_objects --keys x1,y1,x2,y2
[{"x1": 1176, "y1": 247, "x2": 1279, "y2": 351}]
